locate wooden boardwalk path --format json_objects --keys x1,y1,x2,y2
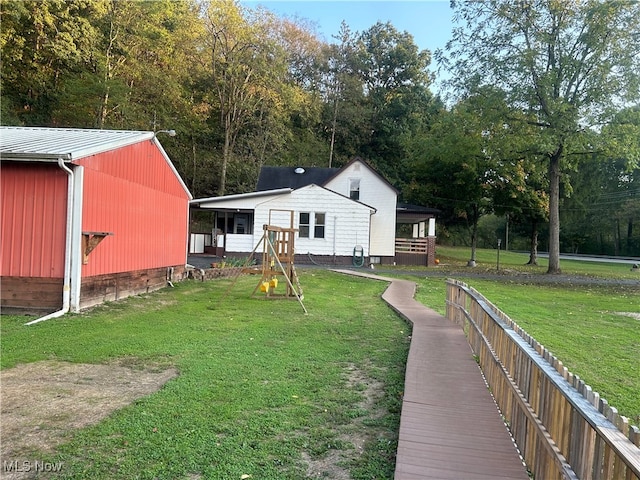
[{"x1": 334, "y1": 270, "x2": 529, "y2": 480}]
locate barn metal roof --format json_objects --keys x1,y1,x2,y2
[{"x1": 0, "y1": 126, "x2": 154, "y2": 161}]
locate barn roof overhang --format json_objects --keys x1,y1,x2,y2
[
  {"x1": 0, "y1": 126, "x2": 154, "y2": 161},
  {"x1": 0, "y1": 126, "x2": 192, "y2": 200}
]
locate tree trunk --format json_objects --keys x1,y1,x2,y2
[
  {"x1": 547, "y1": 152, "x2": 561, "y2": 274},
  {"x1": 329, "y1": 97, "x2": 338, "y2": 168},
  {"x1": 467, "y1": 203, "x2": 478, "y2": 267},
  {"x1": 98, "y1": 89, "x2": 109, "y2": 129},
  {"x1": 505, "y1": 213, "x2": 509, "y2": 251},
  {"x1": 527, "y1": 219, "x2": 538, "y2": 265},
  {"x1": 219, "y1": 119, "x2": 231, "y2": 196},
  {"x1": 191, "y1": 136, "x2": 197, "y2": 195}
]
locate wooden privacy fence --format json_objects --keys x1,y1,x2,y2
[{"x1": 446, "y1": 279, "x2": 640, "y2": 480}]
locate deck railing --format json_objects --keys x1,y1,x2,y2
[
  {"x1": 395, "y1": 237, "x2": 429, "y2": 253},
  {"x1": 446, "y1": 279, "x2": 640, "y2": 480}
]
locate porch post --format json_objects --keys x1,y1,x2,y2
[{"x1": 427, "y1": 218, "x2": 436, "y2": 267}]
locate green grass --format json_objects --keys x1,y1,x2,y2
[
  {"x1": 433, "y1": 244, "x2": 640, "y2": 279},
  {"x1": 408, "y1": 246, "x2": 640, "y2": 426},
  {"x1": 1, "y1": 270, "x2": 410, "y2": 479},
  {"x1": 2, "y1": 248, "x2": 638, "y2": 478}
]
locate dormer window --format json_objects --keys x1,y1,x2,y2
[{"x1": 349, "y1": 178, "x2": 360, "y2": 201}]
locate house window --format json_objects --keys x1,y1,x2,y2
[
  {"x1": 314, "y1": 213, "x2": 325, "y2": 238},
  {"x1": 349, "y1": 178, "x2": 360, "y2": 200},
  {"x1": 299, "y1": 212, "x2": 310, "y2": 238},
  {"x1": 234, "y1": 214, "x2": 250, "y2": 234},
  {"x1": 299, "y1": 212, "x2": 325, "y2": 239}
]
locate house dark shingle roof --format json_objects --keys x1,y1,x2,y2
[{"x1": 256, "y1": 166, "x2": 339, "y2": 191}]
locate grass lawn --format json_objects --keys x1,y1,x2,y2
[
  {"x1": 1, "y1": 271, "x2": 410, "y2": 479},
  {"x1": 1, "y1": 247, "x2": 638, "y2": 478}
]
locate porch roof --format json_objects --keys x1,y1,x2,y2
[
  {"x1": 397, "y1": 203, "x2": 440, "y2": 224},
  {"x1": 190, "y1": 188, "x2": 293, "y2": 211}
]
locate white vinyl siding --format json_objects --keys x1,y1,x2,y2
[
  {"x1": 324, "y1": 160, "x2": 396, "y2": 256},
  {"x1": 254, "y1": 185, "x2": 372, "y2": 257}
]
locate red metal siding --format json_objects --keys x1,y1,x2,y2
[
  {"x1": 77, "y1": 141, "x2": 190, "y2": 276},
  {"x1": 76, "y1": 142, "x2": 188, "y2": 198},
  {"x1": 1, "y1": 163, "x2": 67, "y2": 278}
]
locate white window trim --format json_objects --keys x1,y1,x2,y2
[
  {"x1": 349, "y1": 178, "x2": 361, "y2": 201},
  {"x1": 298, "y1": 211, "x2": 326, "y2": 240}
]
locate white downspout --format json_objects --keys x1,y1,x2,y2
[
  {"x1": 333, "y1": 216, "x2": 337, "y2": 258},
  {"x1": 25, "y1": 159, "x2": 74, "y2": 325}
]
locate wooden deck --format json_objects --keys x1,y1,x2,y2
[{"x1": 335, "y1": 270, "x2": 529, "y2": 480}]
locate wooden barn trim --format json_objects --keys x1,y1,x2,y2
[
  {"x1": 79, "y1": 266, "x2": 186, "y2": 310},
  {"x1": 1, "y1": 276, "x2": 64, "y2": 314}
]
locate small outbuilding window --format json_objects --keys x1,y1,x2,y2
[{"x1": 299, "y1": 212, "x2": 325, "y2": 239}]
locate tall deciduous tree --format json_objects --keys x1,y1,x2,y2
[
  {"x1": 477, "y1": 90, "x2": 550, "y2": 265},
  {"x1": 0, "y1": 0, "x2": 102, "y2": 125},
  {"x1": 441, "y1": 0, "x2": 640, "y2": 273},
  {"x1": 355, "y1": 22, "x2": 433, "y2": 186},
  {"x1": 408, "y1": 93, "x2": 497, "y2": 265},
  {"x1": 203, "y1": 0, "x2": 284, "y2": 195}
]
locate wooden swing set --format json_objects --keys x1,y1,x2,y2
[{"x1": 225, "y1": 210, "x2": 306, "y2": 313}]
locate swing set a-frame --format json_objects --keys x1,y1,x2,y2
[{"x1": 225, "y1": 210, "x2": 307, "y2": 314}]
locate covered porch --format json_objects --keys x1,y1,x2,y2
[{"x1": 394, "y1": 204, "x2": 439, "y2": 267}]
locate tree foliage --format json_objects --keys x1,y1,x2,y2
[
  {"x1": 2, "y1": 0, "x2": 638, "y2": 257},
  {"x1": 441, "y1": 0, "x2": 640, "y2": 272}
]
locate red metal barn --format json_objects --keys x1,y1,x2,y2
[{"x1": 1, "y1": 127, "x2": 192, "y2": 319}]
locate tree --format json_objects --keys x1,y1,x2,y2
[
  {"x1": 480, "y1": 93, "x2": 550, "y2": 265},
  {"x1": 407, "y1": 93, "x2": 497, "y2": 265},
  {"x1": 0, "y1": 0, "x2": 103, "y2": 125},
  {"x1": 491, "y1": 152, "x2": 549, "y2": 265},
  {"x1": 203, "y1": 0, "x2": 290, "y2": 195},
  {"x1": 441, "y1": 0, "x2": 640, "y2": 273},
  {"x1": 244, "y1": 12, "x2": 326, "y2": 173},
  {"x1": 355, "y1": 22, "x2": 434, "y2": 187},
  {"x1": 562, "y1": 106, "x2": 640, "y2": 255}
]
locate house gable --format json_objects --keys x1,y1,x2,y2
[
  {"x1": 322, "y1": 157, "x2": 398, "y2": 195},
  {"x1": 322, "y1": 157, "x2": 398, "y2": 199},
  {"x1": 323, "y1": 158, "x2": 397, "y2": 257}
]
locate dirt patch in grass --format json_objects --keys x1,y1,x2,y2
[
  {"x1": 302, "y1": 363, "x2": 389, "y2": 479},
  {"x1": 0, "y1": 360, "x2": 177, "y2": 479},
  {"x1": 615, "y1": 312, "x2": 640, "y2": 320}
]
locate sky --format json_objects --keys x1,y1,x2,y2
[{"x1": 241, "y1": 1, "x2": 456, "y2": 86}]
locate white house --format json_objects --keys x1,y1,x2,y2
[{"x1": 190, "y1": 158, "x2": 438, "y2": 266}]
